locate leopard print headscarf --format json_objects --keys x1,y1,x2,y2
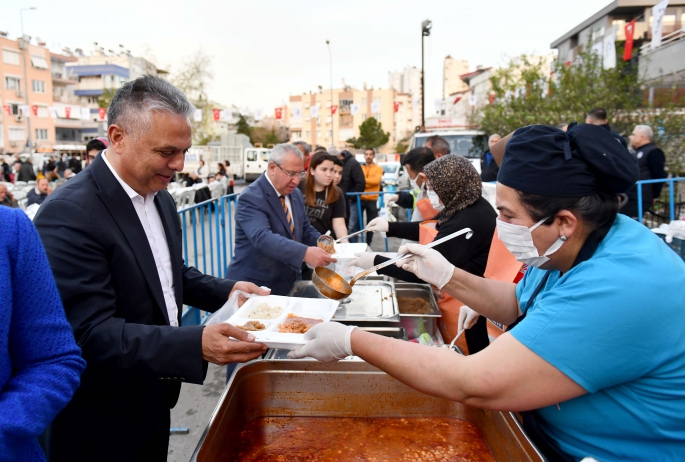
[{"x1": 424, "y1": 155, "x2": 482, "y2": 226}]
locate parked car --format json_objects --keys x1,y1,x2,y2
[{"x1": 408, "y1": 129, "x2": 486, "y2": 174}]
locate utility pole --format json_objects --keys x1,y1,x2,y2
[
  {"x1": 20, "y1": 7, "x2": 36, "y2": 154},
  {"x1": 326, "y1": 40, "x2": 334, "y2": 147},
  {"x1": 421, "y1": 20, "x2": 432, "y2": 131}
]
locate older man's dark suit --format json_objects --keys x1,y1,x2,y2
[{"x1": 34, "y1": 154, "x2": 235, "y2": 461}]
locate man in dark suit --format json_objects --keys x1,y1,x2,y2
[
  {"x1": 586, "y1": 107, "x2": 628, "y2": 148},
  {"x1": 34, "y1": 75, "x2": 268, "y2": 462},
  {"x1": 226, "y1": 143, "x2": 336, "y2": 296}
]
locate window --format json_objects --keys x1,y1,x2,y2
[
  {"x1": 362, "y1": 113, "x2": 368, "y2": 121},
  {"x1": 340, "y1": 114, "x2": 353, "y2": 127},
  {"x1": 8, "y1": 127, "x2": 25, "y2": 141},
  {"x1": 35, "y1": 129, "x2": 49, "y2": 140},
  {"x1": 5, "y1": 76, "x2": 21, "y2": 90},
  {"x1": 339, "y1": 99, "x2": 353, "y2": 111},
  {"x1": 32, "y1": 80, "x2": 45, "y2": 93},
  {"x1": 373, "y1": 112, "x2": 382, "y2": 120},
  {"x1": 9, "y1": 103, "x2": 20, "y2": 115},
  {"x1": 246, "y1": 150, "x2": 258, "y2": 161},
  {"x1": 2, "y1": 49, "x2": 20, "y2": 65},
  {"x1": 305, "y1": 131, "x2": 310, "y2": 138},
  {"x1": 30, "y1": 55, "x2": 49, "y2": 69}
]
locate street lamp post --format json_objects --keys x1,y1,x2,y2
[
  {"x1": 421, "y1": 19, "x2": 432, "y2": 130},
  {"x1": 326, "y1": 40, "x2": 334, "y2": 147},
  {"x1": 20, "y1": 7, "x2": 36, "y2": 154}
]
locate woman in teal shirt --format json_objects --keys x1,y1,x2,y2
[{"x1": 290, "y1": 123, "x2": 685, "y2": 461}]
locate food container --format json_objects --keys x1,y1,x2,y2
[
  {"x1": 190, "y1": 360, "x2": 544, "y2": 461},
  {"x1": 263, "y1": 326, "x2": 408, "y2": 360},
  {"x1": 395, "y1": 282, "x2": 441, "y2": 339},
  {"x1": 224, "y1": 295, "x2": 339, "y2": 349},
  {"x1": 288, "y1": 280, "x2": 400, "y2": 323}
]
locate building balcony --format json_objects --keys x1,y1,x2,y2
[{"x1": 639, "y1": 27, "x2": 685, "y2": 84}]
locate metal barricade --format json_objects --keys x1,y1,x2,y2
[
  {"x1": 346, "y1": 191, "x2": 390, "y2": 252},
  {"x1": 637, "y1": 177, "x2": 685, "y2": 225},
  {"x1": 178, "y1": 193, "x2": 239, "y2": 325}
]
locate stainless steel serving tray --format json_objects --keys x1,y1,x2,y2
[
  {"x1": 288, "y1": 280, "x2": 399, "y2": 323},
  {"x1": 395, "y1": 282, "x2": 441, "y2": 339},
  {"x1": 190, "y1": 360, "x2": 544, "y2": 461}
]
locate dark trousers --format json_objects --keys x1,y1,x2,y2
[
  {"x1": 360, "y1": 200, "x2": 379, "y2": 245},
  {"x1": 46, "y1": 391, "x2": 171, "y2": 462}
]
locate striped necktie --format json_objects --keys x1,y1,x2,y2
[{"x1": 280, "y1": 196, "x2": 295, "y2": 238}]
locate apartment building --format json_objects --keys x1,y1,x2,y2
[
  {"x1": 0, "y1": 35, "x2": 55, "y2": 155},
  {"x1": 443, "y1": 56, "x2": 469, "y2": 98},
  {"x1": 288, "y1": 87, "x2": 413, "y2": 154},
  {"x1": 388, "y1": 66, "x2": 422, "y2": 133}
]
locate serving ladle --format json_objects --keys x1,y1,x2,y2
[{"x1": 312, "y1": 227, "x2": 473, "y2": 300}]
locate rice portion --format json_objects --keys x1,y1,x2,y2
[{"x1": 247, "y1": 303, "x2": 283, "y2": 319}]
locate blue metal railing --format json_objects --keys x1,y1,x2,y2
[
  {"x1": 637, "y1": 177, "x2": 685, "y2": 224},
  {"x1": 346, "y1": 191, "x2": 390, "y2": 252},
  {"x1": 178, "y1": 193, "x2": 239, "y2": 325}
]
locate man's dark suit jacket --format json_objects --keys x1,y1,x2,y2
[
  {"x1": 226, "y1": 172, "x2": 320, "y2": 295},
  {"x1": 34, "y1": 153, "x2": 235, "y2": 460}
]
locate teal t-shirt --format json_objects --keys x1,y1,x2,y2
[{"x1": 511, "y1": 215, "x2": 685, "y2": 461}]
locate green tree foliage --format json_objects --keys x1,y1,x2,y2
[
  {"x1": 97, "y1": 88, "x2": 116, "y2": 109},
  {"x1": 236, "y1": 115, "x2": 252, "y2": 138},
  {"x1": 479, "y1": 51, "x2": 685, "y2": 173},
  {"x1": 346, "y1": 117, "x2": 390, "y2": 149}
]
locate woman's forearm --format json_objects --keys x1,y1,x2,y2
[
  {"x1": 332, "y1": 218, "x2": 348, "y2": 243},
  {"x1": 442, "y1": 268, "x2": 520, "y2": 326}
]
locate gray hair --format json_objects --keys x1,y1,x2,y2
[
  {"x1": 269, "y1": 143, "x2": 303, "y2": 164},
  {"x1": 634, "y1": 124, "x2": 653, "y2": 141},
  {"x1": 107, "y1": 75, "x2": 196, "y2": 139},
  {"x1": 327, "y1": 147, "x2": 340, "y2": 157},
  {"x1": 292, "y1": 140, "x2": 311, "y2": 154},
  {"x1": 429, "y1": 136, "x2": 450, "y2": 155},
  {"x1": 488, "y1": 134, "x2": 501, "y2": 143}
]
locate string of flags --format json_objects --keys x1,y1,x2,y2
[{"x1": 2, "y1": 104, "x2": 108, "y2": 120}]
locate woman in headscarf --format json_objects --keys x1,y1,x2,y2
[
  {"x1": 350, "y1": 154, "x2": 496, "y2": 353},
  {"x1": 292, "y1": 124, "x2": 685, "y2": 461}
]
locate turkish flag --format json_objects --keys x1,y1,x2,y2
[
  {"x1": 452, "y1": 96, "x2": 462, "y2": 105},
  {"x1": 212, "y1": 109, "x2": 220, "y2": 121},
  {"x1": 275, "y1": 107, "x2": 283, "y2": 119},
  {"x1": 65, "y1": 107, "x2": 71, "y2": 118},
  {"x1": 31, "y1": 105, "x2": 38, "y2": 116},
  {"x1": 3, "y1": 105, "x2": 11, "y2": 115},
  {"x1": 393, "y1": 102, "x2": 400, "y2": 112},
  {"x1": 98, "y1": 107, "x2": 106, "y2": 120},
  {"x1": 488, "y1": 94, "x2": 496, "y2": 104},
  {"x1": 624, "y1": 19, "x2": 636, "y2": 61},
  {"x1": 331, "y1": 105, "x2": 338, "y2": 115}
]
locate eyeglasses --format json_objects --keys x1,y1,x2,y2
[{"x1": 274, "y1": 162, "x2": 306, "y2": 179}]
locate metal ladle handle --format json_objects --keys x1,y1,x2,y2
[{"x1": 349, "y1": 227, "x2": 473, "y2": 286}]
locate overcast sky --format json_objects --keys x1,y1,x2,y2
[{"x1": 2, "y1": 0, "x2": 608, "y2": 111}]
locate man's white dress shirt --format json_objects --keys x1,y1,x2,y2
[{"x1": 102, "y1": 151, "x2": 179, "y2": 326}]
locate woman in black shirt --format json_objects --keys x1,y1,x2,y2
[{"x1": 301, "y1": 152, "x2": 349, "y2": 242}]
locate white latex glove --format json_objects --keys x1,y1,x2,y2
[
  {"x1": 384, "y1": 193, "x2": 399, "y2": 206},
  {"x1": 347, "y1": 252, "x2": 376, "y2": 270},
  {"x1": 457, "y1": 305, "x2": 481, "y2": 333},
  {"x1": 287, "y1": 322, "x2": 356, "y2": 362},
  {"x1": 366, "y1": 217, "x2": 389, "y2": 232},
  {"x1": 396, "y1": 243, "x2": 455, "y2": 289}
]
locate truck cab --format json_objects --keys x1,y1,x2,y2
[
  {"x1": 408, "y1": 130, "x2": 485, "y2": 174},
  {"x1": 244, "y1": 148, "x2": 272, "y2": 181}
]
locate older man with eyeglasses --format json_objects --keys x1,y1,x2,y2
[{"x1": 226, "y1": 143, "x2": 336, "y2": 295}]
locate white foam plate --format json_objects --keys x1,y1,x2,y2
[
  {"x1": 332, "y1": 243, "x2": 368, "y2": 261},
  {"x1": 224, "y1": 295, "x2": 339, "y2": 349}
]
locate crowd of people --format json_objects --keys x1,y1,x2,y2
[{"x1": 0, "y1": 74, "x2": 682, "y2": 462}]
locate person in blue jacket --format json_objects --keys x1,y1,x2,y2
[
  {"x1": 226, "y1": 143, "x2": 336, "y2": 295},
  {"x1": 291, "y1": 123, "x2": 685, "y2": 461},
  {"x1": 0, "y1": 207, "x2": 86, "y2": 461}
]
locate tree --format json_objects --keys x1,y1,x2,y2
[
  {"x1": 236, "y1": 115, "x2": 252, "y2": 138},
  {"x1": 98, "y1": 88, "x2": 116, "y2": 109},
  {"x1": 346, "y1": 117, "x2": 390, "y2": 149},
  {"x1": 478, "y1": 51, "x2": 685, "y2": 173},
  {"x1": 171, "y1": 51, "x2": 215, "y2": 144}
]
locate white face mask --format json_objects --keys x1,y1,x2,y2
[
  {"x1": 496, "y1": 217, "x2": 565, "y2": 268},
  {"x1": 410, "y1": 177, "x2": 420, "y2": 190},
  {"x1": 427, "y1": 189, "x2": 444, "y2": 211}
]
